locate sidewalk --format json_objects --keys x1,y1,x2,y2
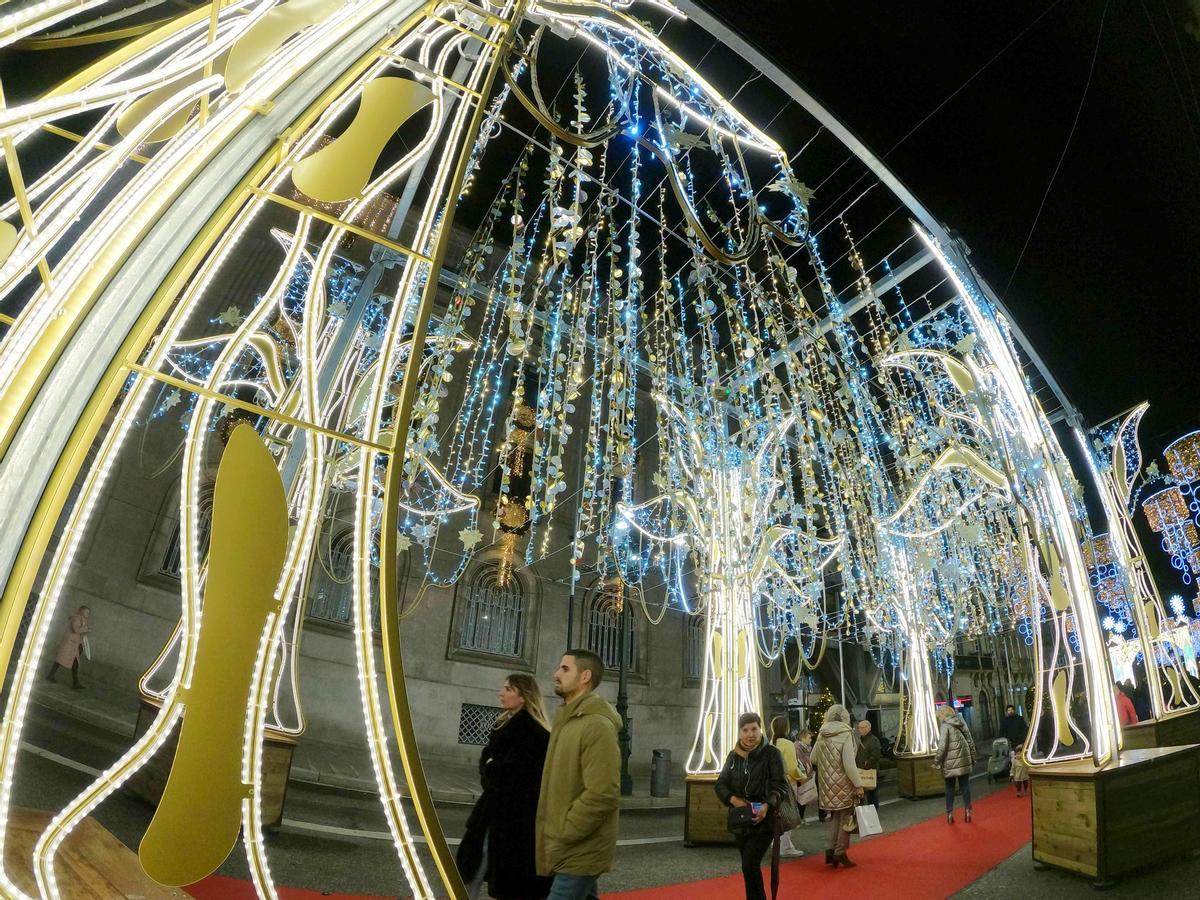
[{"x1": 30, "y1": 679, "x2": 687, "y2": 808}]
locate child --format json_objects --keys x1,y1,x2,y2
[{"x1": 1011, "y1": 742, "x2": 1030, "y2": 796}]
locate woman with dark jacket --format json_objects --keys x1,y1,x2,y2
[
  {"x1": 715, "y1": 712, "x2": 789, "y2": 900},
  {"x1": 457, "y1": 674, "x2": 553, "y2": 900}
]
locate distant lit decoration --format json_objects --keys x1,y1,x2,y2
[
  {"x1": 1084, "y1": 408, "x2": 1200, "y2": 718},
  {"x1": 1143, "y1": 432, "x2": 1200, "y2": 597}
]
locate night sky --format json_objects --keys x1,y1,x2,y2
[{"x1": 706, "y1": 0, "x2": 1199, "y2": 459}]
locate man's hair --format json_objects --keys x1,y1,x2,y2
[
  {"x1": 738, "y1": 712, "x2": 762, "y2": 729},
  {"x1": 564, "y1": 648, "x2": 604, "y2": 689},
  {"x1": 1006, "y1": 705, "x2": 1016, "y2": 713},
  {"x1": 858, "y1": 719, "x2": 871, "y2": 730}
]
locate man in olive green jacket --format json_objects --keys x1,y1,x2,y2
[{"x1": 536, "y1": 648, "x2": 622, "y2": 900}]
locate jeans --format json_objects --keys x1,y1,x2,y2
[
  {"x1": 733, "y1": 829, "x2": 773, "y2": 900},
  {"x1": 548, "y1": 873, "x2": 600, "y2": 900},
  {"x1": 863, "y1": 787, "x2": 879, "y2": 810},
  {"x1": 826, "y1": 809, "x2": 852, "y2": 856},
  {"x1": 464, "y1": 830, "x2": 487, "y2": 899},
  {"x1": 944, "y1": 774, "x2": 972, "y2": 812}
]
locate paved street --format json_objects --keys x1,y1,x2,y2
[{"x1": 14, "y1": 705, "x2": 1200, "y2": 897}]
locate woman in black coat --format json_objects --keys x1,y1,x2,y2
[
  {"x1": 457, "y1": 673, "x2": 553, "y2": 900},
  {"x1": 715, "y1": 712, "x2": 789, "y2": 900}
]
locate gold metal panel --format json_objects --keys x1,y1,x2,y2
[
  {"x1": 225, "y1": 0, "x2": 341, "y2": 94},
  {"x1": 117, "y1": 69, "x2": 217, "y2": 143},
  {"x1": 138, "y1": 424, "x2": 288, "y2": 886},
  {"x1": 0, "y1": 221, "x2": 15, "y2": 266},
  {"x1": 1052, "y1": 669, "x2": 1074, "y2": 747},
  {"x1": 291, "y1": 76, "x2": 434, "y2": 202}
]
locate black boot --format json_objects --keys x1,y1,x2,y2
[{"x1": 825, "y1": 849, "x2": 834, "y2": 866}]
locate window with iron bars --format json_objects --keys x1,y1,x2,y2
[
  {"x1": 307, "y1": 529, "x2": 380, "y2": 630},
  {"x1": 458, "y1": 702, "x2": 502, "y2": 745},
  {"x1": 158, "y1": 492, "x2": 213, "y2": 579},
  {"x1": 456, "y1": 566, "x2": 526, "y2": 658},
  {"x1": 587, "y1": 591, "x2": 635, "y2": 670}
]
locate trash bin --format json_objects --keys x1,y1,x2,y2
[{"x1": 651, "y1": 749, "x2": 671, "y2": 797}]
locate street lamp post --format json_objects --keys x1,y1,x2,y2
[{"x1": 617, "y1": 599, "x2": 633, "y2": 796}]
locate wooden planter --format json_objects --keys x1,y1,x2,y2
[
  {"x1": 684, "y1": 773, "x2": 735, "y2": 846},
  {"x1": 6, "y1": 807, "x2": 188, "y2": 898},
  {"x1": 1030, "y1": 744, "x2": 1200, "y2": 885},
  {"x1": 126, "y1": 697, "x2": 295, "y2": 828},
  {"x1": 895, "y1": 752, "x2": 943, "y2": 799},
  {"x1": 1121, "y1": 707, "x2": 1200, "y2": 751}
]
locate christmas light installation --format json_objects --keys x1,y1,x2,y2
[{"x1": 0, "y1": 1, "x2": 1133, "y2": 897}]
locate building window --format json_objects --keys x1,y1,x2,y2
[
  {"x1": 157, "y1": 489, "x2": 214, "y2": 579},
  {"x1": 306, "y1": 530, "x2": 380, "y2": 630},
  {"x1": 458, "y1": 702, "x2": 502, "y2": 745},
  {"x1": 586, "y1": 588, "x2": 634, "y2": 670},
  {"x1": 685, "y1": 614, "x2": 707, "y2": 682},
  {"x1": 456, "y1": 565, "x2": 526, "y2": 658}
]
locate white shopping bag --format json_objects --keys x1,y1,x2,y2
[
  {"x1": 81, "y1": 636, "x2": 92, "y2": 661},
  {"x1": 854, "y1": 803, "x2": 882, "y2": 836}
]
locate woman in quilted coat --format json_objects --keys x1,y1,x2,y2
[
  {"x1": 936, "y1": 703, "x2": 977, "y2": 824},
  {"x1": 811, "y1": 704, "x2": 864, "y2": 868}
]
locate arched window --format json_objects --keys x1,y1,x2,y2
[
  {"x1": 308, "y1": 529, "x2": 357, "y2": 626},
  {"x1": 586, "y1": 587, "x2": 634, "y2": 670},
  {"x1": 157, "y1": 486, "x2": 214, "y2": 579},
  {"x1": 456, "y1": 565, "x2": 526, "y2": 658}
]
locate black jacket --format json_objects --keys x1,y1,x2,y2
[
  {"x1": 714, "y1": 738, "x2": 788, "y2": 833},
  {"x1": 456, "y1": 709, "x2": 553, "y2": 899},
  {"x1": 856, "y1": 732, "x2": 882, "y2": 770},
  {"x1": 1000, "y1": 713, "x2": 1028, "y2": 748}
]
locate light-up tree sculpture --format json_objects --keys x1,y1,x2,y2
[
  {"x1": 618, "y1": 398, "x2": 841, "y2": 771},
  {"x1": 906, "y1": 231, "x2": 1118, "y2": 764}
]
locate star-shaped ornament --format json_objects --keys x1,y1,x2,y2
[
  {"x1": 217, "y1": 306, "x2": 243, "y2": 327},
  {"x1": 459, "y1": 527, "x2": 483, "y2": 550}
]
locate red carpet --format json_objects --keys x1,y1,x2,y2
[
  {"x1": 612, "y1": 788, "x2": 1032, "y2": 899},
  {"x1": 186, "y1": 874, "x2": 392, "y2": 899}
]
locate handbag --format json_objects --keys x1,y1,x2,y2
[
  {"x1": 775, "y1": 785, "x2": 802, "y2": 832},
  {"x1": 854, "y1": 803, "x2": 883, "y2": 836},
  {"x1": 795, "y1": 776, "x2": 817, "y2": 806},
  {"x1": 842, "y1": 812, "x2": 858, "y2": 833},
  {"x1": 857, "y1": 767, "x2": 877, "y2": 789},
  {"x1": 727, "y1": 805, "x2": 755, "y2": 829}
]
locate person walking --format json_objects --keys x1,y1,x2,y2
[
  {"x1": 855, "y1": 720, "x2": 881, "y2": 811},
  {"x1": 792, "y1": 729, "x2": 817, "y2": 824},
  {"x1": 936, "y1": 704, "x2": 977, "y2": 824},
  {"x1": 811, "y1": 704, "x2": 863, "y2": 869},
  {"x1": 46, "y1": 605, "x2": 90, "y2": 689},
  {"x1": 1011, "y1": 740, "x2": 1030, "y2": 797},
  {"x1": 458, "y1": 674, "x2": 553, "y2": 900},
  {"x1": 1000, "y1": 704, "x2": 1028, "y2": 749},
  {"x1": 769, "y1": 716, "x2": 804, "y2": 858},
  {"x1": 715, "y1": 713, "x2": 788, "y2": 900},
  {"x1": 536, "y1": 650, "x2": 621, "y2": 900},
  {"x1": 1115, "y1": 684, "x2": 1139, "y2": 726}
]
